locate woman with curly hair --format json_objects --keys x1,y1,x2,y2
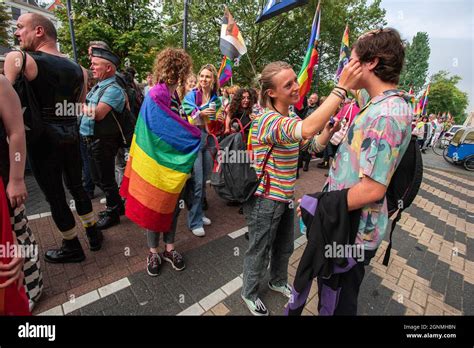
[
  {"x1": 224, "y1": 88, "x2": 257, "y2": 139},
  {"x1": 120, "y1": 48, "x2": 201, "y2": 277}
]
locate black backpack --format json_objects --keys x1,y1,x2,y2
[
  {"x1": 383, "y1": 134, "x2": 423, "y2": 265},
  {"x1": 97, "y1": 83, "x2": 136, "y2": 148},
  {"x1": 210, "y1": 123, "x2": 273, "y2": 203},
  {"x1": 116, "y1": 72, "x2": 144, "y2": 120}
]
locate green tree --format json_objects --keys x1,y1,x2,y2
[
  {"x1": 426, "y1": 71, "x2": 469, "y2": 124},
  {"x1": 0, "y1": 2, "x2": 11, "y2": 47},
  {"x1": 56, "y1": 0, "x2": 160, "y2": 78},
  {"x1": 399, "y1": 32, "x2": 430, "y2": 94},
  {"x1": 160, "y1": 0, "x2": 386, "y2": 92}
]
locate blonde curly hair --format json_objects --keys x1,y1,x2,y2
[{"x1": 153, "y1": 48, "x2": 193, "y2": 87}]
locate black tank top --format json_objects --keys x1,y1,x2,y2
[
  {"x1": 28, "y1": 51, "x2": 84, "y2": 122},
  {"x1": 0, "y1": 120, "x2": 9, "y2": 185}
]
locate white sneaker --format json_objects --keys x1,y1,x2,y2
[
  {"x1": 241, "y1": 295, "x2": 269, "y2": 316},
  {"x1": 100, "y1": 198, "x2": 106, "y2": 204},
  {"x1": 202, "y1": 216, "x2": 212, "y2": 226},
  {"x1": 192, "y1": 227, "x2": 205, "y2": 237},
  {"x1": 268, "y1": 282, "x2": 292, "y2": 298}
]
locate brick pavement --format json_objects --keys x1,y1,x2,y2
[{"x1": 28, "y1": 159, "x2": 473, "y2": 316}]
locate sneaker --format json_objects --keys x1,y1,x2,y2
[
  {"x1": 146, "y1": 252, "x2": 161, "y2": 277},
  {"x1": 241, "y1": 295, "x2": 269, "y2": 316},
  {"x1": 268, "y1": 282, "x2": 292, "y2": 298},
  {"x1": 162, "y1": 249, "x2": 185, "y2": 271},
  {"x1": 192, "y1": 227, "x2": 205, "y2": 237},
  {"x1": 100, "y1": 197, "x2": 106, "y2": 204},
  {"x1": 202, "y1": 216, "x2": 212, "y2": 226}
]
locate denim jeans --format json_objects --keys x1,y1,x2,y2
[
  {"x1": 187, "y1": 128, "x2": 214, "y2": 230},
  {"x1": 115, "y1": 147, "x2": 129, "y2": 188},
  {"x1": 146, "y1": 199, "x2": 181, "y2": 248},
  {"x1": 80, "y1": 136, "x2": 95, "y2": 195},
  {"x1": 241, "y1": 195, "x2": 295, "y2": 301}
]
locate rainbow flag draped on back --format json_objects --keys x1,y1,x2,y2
[
  {"x1": 335, "y1": 24, "x2": 350, "y2": 82},
  {"x1": 218, "y1": 55, "x2": 233, "y2": 86},
  {"x1": 120, "y1": 83, "x2": 201, "y2": 232},
  {"x1": 295, "y1": 1, "x2": 321, "y2": 110}
]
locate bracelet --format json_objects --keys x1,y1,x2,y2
[
  {"x1": 334, "y1": 86, "x2": 348, "y2": 95},
  {"x1": 331, "y1": 90, "x2": 345, "y2": 100}
]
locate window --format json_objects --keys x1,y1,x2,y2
[
  {"x1": 11, "y1": 7, "x2": 21, "y2": 20},
  {"x1": 12, "y1": 27, "x2": 19, "y2": 46}
]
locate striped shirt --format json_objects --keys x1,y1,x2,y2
[{"x1": 251, "y1": 110, "x2": 319, "y2": 202}]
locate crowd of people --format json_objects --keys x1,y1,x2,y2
[
  {"x1": 413, "y1": 113, "x2": 455, "y2": 153},
  {"x1": 1, "y1": 13, "x2": 414, "y2": 317}
]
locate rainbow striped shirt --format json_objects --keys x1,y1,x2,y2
[{"x1": 251, "y1": 111, "x2": 318, "y2": 202}]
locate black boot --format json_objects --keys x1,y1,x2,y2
[
  {"x1": 303, "y1": 161, "x2": 309, "y2": 172},
  {"x1": 44, "y1": 237, "x2": 85, "y2": 264},
  {"x1": 86, "y1": 225, "x2": 103, "y2": 251},
  {"x1": 96, "y1": 210, "x2": 120, "y2": 230},
  {"x1": 99, "y1": 202, "x2": 125, "y2": 217}
]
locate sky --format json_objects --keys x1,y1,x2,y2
[{"x1": 378, "y1": 0, "x2": 474, "y2": 113}]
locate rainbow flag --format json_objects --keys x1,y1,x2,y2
[
  {"x1": 335, "y1": 24, "x2": 350, "y2": 82},
  {"x1": 414, "y1": 84, "x2": 430, "y2": 116},
  {"x1": 218, "y1": 55, "x2": 233, "y2": 86},
  {"x1": 295, "y1": 1, "x2": 321, "y2": 110},
  {"x1": 120, "y1": 83, "x2": 201, "y2": 232},
  {"x1": 421, "y1": 84, "x2": 430, "y2": 115},
  {"x1": 408, "y1": 86, "x2": 416, "y2": 112},
  {"x1": 220, "y1": 7, "x2": 247, "y2": 60}
]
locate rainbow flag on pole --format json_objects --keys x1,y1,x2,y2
[
  {"x1": 295, "y1": 1, "x2": 321, "y2": 110},
  {"x1": 421, "y1": 84, "x2": 430, "y2": 115},
  {"x1": 335, "y1": 24, "x2": 350, "y2": 82},
  {"x1": 120, "y1": 83, "x2": 201, "y2": 232},
  {"x1": 218, "y1": 55, "x2": 233, "y2": 86}
]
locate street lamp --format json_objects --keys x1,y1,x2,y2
[
  {"x1": 66, "y1": 0, "x2": 78, "y2": 62},
  {"x1": 183, "y1": 0, "x2": 189, "y2": 50}
]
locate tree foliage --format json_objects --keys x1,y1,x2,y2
[
  {"x1": 399, "y1": 32, "x2": 430, "y2": 94},
  {"x1": 0, "y1": 2, "x2": 11, "y2": 47},
  {"x1": 56, "y1": 0, "x2": 385, "y2": 86},
  {"x1": 427, "y1": 71, "x2": 468, "y2": 124},
  {"x1": 56, "y1": 0, "x2": 159, "y2": 78}
]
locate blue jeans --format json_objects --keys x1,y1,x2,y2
[
  {"x1": 187, "y1": 129, "x2": 214, "y2": 230},
  {"x1": 80, "y1": 135, "x2": 94, "y2": 195},
  {"x1": 242, "y1": 195, "x2": 294, "y2": 301}
]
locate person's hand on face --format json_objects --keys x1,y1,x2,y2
[{"x1": 338, "y1": 58, "x2": 362, "y2": 90}]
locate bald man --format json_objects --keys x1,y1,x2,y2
[{"x1": 4, "y1": 13, "x2": 103, "y2": 265}]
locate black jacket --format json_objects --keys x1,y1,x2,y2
[{"x1": 294, "y1": 189, "x2": 361, "y2": 293}]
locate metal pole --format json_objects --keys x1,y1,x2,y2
[
  {"x1": 66, "y1": 0, "x2": 78, "y2": 62},
  {"x1": 183, "y1": 0, "x2": 189, "y2": 50}
]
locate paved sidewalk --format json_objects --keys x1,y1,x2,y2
[{"x1": 28, "y1": 160, "x2": 473, "y2": 316}]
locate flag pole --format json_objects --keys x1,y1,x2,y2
[
  {"x1": 183, "y1": 0, "x2": 189, "y2": 50},
  {"x1": 66, "y1": 0, "x2": 78, "y2": 62},
  {"x1": 246, "y1": 54, "x2": 257, "y2": 77}
]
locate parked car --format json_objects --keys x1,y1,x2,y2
[
  {"x1": 441, "y1": 125, "x2": 463, "y2": 146},
  {"x1": 443, "y1": 127, "x2": 474, "y2": 171}
]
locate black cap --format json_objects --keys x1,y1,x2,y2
[{"x1": 91, "y1": 47, "x2": 120, "y2": 67}]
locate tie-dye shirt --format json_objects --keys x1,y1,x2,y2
[{"x1": 324, "y1": 90, "x2": 413, "y2": 250}]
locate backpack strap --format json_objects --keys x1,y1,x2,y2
[
  {"x1": 258, "y1": 145, "x2": 274, "y2": 195},
  {"x1": 382, "y1": 209, "x2": 402, "y2": 266}
]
